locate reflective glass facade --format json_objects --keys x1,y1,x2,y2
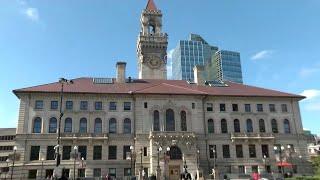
[
  {"x1": 215, "y1": 50, "x2": 243, "y2": 83},
  {"x1": 172, "y1": 34, "x2": 218, "y2": 81}
]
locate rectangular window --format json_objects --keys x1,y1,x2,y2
[
  {"x1": 35, "y1": 100, "x2": 44, "y2": 109},
  {"x1": 78, "y1": 169, "x2": 85, "y2": 178},
  {"x1": 46, "y1": 146, "x2": 55, "y2": 160},
  {"x1": 249, "y1": 145, "x2": 256, "y2": 158},
  {"x1": 232, "y1": 104, "x2": 238, "y2": 112},
  {"x1": 80, "y1": 101, "x2": 88, "y2": 110},
  {"x1": 144, "y1": 102, "x2": 148, "y2": 108},
  {"x1": 220, "y1": 104, "x2": 226, "y2": 112},
  {"x1": 66, "y1": 101, "x2": 73, "y2": 110},
  {"x1": 62, "y1": 146, "x2": 71, "y2": 160},
  {"x1": 238, "y1": 166, "x2": 245, "y2": 174},
  {"x1": 144, "y1": 147, "x2": 147, "y2": 156},
  {"x1": 266, "y1": 165, "x2": 271, "y2": 173},
  {"x1": 28, "y1": 170, "x2": 37, "y2": 179},
  {"x1": 262, "y1": 144, "x2": 269, "y2": 158},
  {"x1": 109, "y1": 102, "x2": 117, "y2": 110},
  {"x1": 46, "y1": 169, "x2": 54, "y2": 178},
  {"x1": 257, "y1": 104, "x2": 263, "y2": 112},
  {"x1": 108, "y1": 146, "x2": 117, "y2": 160},
  {"x1": 94, "y1": 168, "x2": 101, "y2": 177},
  {"x1": 192, "y1": 103, "x2": 195, "y2": 109},
  {"x1": 109, "y1": 168, "x2": 116, "y2": 178},
  {"x1": 207, "y1": 103, "x2": 213, "y2": 111},
  {"x1": 245, "y1": 104, "x2": 251, "y2": 112},
  {"x1": 144, "y1": 168, "x2": 149, "y2": 177},
  {"x1": 222, "y1": 145, "x2": 230, "y2": 158},
  {"x1": 281, "y1": 104, "x2": 288, "y2": 112},
  {"x1": 93, "y1": 146, "x2": 102, "y2": 160},
  {"x1": 78, "y1": 146, "x2": 87, "y2": 160},
  {"x1": 50, "y1": 101, "x2": 58, "y2": 110},
  {"x1": 236, "y1": 145, "x2": 243, "y2": 158},
  {"x1": 124, "y1": 102, "x2": 131, "y2": 111},
  {"x1": 252, "y1": 166, "x2": 258, "y2": 173},
  {"x1": 62, "y1": 169, "x2": 69, "y2": 178},
  {"x1": 123, "y1": 146, "x2": 130, "y2": 160},
  {"x1": 30, "y1": 146, "x2": 40, "y2": 161},
  {"x1": 124, "y1": 168, "x2": 131, "y2": 176},
  {"x1": 209, "y1": 145, "x2": 217, "y2": 158},
  {"x1": 95, "y1": 101, "x2": 103, "y2": 110},
  {"x1": 269, "y1": 104, "x2": 276, "y2": 112}
]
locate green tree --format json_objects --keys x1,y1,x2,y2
[{"x1": 311, "y1": 156, "x2": 320, "y2": 176}]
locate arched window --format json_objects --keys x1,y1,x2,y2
[
  {"x1": 180, "y1": 111, "x2": 187, "y2": 131},
  {"x1": 208, "y1": 119, "x2": 214, "y2": 133},
  {"x1": 49, "y1": 117, "x2": 57, "y2": 133},
  {"x1": 94, "y1": 118, "x2": 102, "y2": 133},
  {"x1": 123, "y1": 118, "x2": 131, "y2": 134},
  {"x1": 271, "y1": 119, "x2": 278, "y2": 133},
  {"x1": 153, "y1": 110, "x2": 160, "y2": 131},
  {"x1": 168, "y1": 146, "x2": 182, "y2": 160},
  {"x1": 284, "y1": 119, "x2": 291, "y2": 134},
  {"x1": 165, "y1": 109, "x2": 175, "y2": 131},
  {"x1": 79, "y1": 118, "x2": 87, "y2": 133},
  {"x1": 109, "y1": 118, "x2": 117, "y2": 134},
  {"x1": 259, "y1": 119, "x2": 265, "y2": 133},
  {"x1": 33, "y1": 117, "x2": 42, "y2": 133},
  {"x1": 246, "y1": 119, "x2": 253, "y2": 133},
  {"x1": 221, "y1": 119, "x2": 228, "y2": 133},
  {"x1": 64, "y1": 118, "x2": 72, "y2": 133},
  {"x1": 234, "y1": 119, "x2": 240, "y2": 133}
]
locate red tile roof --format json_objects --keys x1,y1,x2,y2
[
  {"x1": 13, "y1": 78, "x2": 304, "y2": 99},
  {"x1": 146, "y1": 0, "x2": 157, "y2": 11}
]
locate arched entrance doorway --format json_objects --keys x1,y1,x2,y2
[{"x1": 167, "y1": 146, "x2": 183, "y2": 180}]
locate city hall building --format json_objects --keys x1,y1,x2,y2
[{"x1": 11, "y1": 0, "x2": 312, "y2": 179}]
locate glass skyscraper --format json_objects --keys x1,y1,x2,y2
[
  {"x1": 172, "y1": 34, "x2": 243, "y2": 83},
  {"x1": 172, "y1": 34, "x2": 218, "y2": 81}
]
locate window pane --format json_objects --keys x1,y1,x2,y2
[
  {"x1": 259, "y1": 119, "x2": 266, "y2": 133},
  {"x1": 245, "y1": 104, "x2": 251, "y2": 112},
  {"x1": 180, "y1": 111, "x2": 187, "y2": 131},
  {"x1": 94, "y1": 118, "x2": 102, "y2": 133},
  {"x1": 66, "y1": 101, "x2": 73, "y2": 110},
  {"x1": 80, "y1": 101, "x2": 88, "y2": 110},
  {"x1": 220, "y1": 104, "x2": 226, "y2": 112},
  {"x1": 95, "y1": 102, "x2": 102, "y2": 110},
  {"x1": 249, "y1": 145, "x2": 256, "y2": 158},
  {"x1": 165, "y1": 109, "x2": 175, "y2": 131},
  {"x1": 221, "y1": 119, "x2": 228, "y2": 133},
  {"x1": 207, "y1": 103, "x2": 213, "y2": 111},
  {"x1": 236, "y1": 145, "x2": 243, "y2": 158},
  {"x1": 62, "y1": 146, "x2": 71, "y2": 160},
  {"x1": 246, "y1": 119, "x2": 253, "y2": 133},
  {"x1": 51, "y1": 101, "x2": 58, "y2": 110},
  {"x1": 124, "y1": 102, "x2": 131, "y2": 111},
  {"x1": 123, "y1": 146, "x2": 130, "y2": 160},
  {"x1": 30, "y1": 146, "x2": 40, "y2": 161},
  {"x1": 33, "y1": 117, "x2": 42, "y2": 133},
  {"x1": 64, "y1": 118, "x2": 72, "y2": 133},
  {"x1": 284, "y1": 119, "x2": 291, "y2": 134},
  {"x1": 109, "y1": 118, "x2": 117, "y2": 134},
  {"x1": 123, "y1": 118, "x2": 131, "y2": 134},
  {"x1": 46, "y1": 146, "x2": 55, "y2": 160},
  {"x1": 49, "y1": 117, "x2": 57, "y2": 133},
  {"x1": 153, "y1": 111, "x2": 160, "y2": 131},
  {"x1": 208, "y1": 119, "x2": 214, "y2": 133},
  {"x1": 222, "y1": 145, "x2": 230, "y2": 158},
  {"x1": 108, "y1": 146, "x2": 117, "y2": 160},
  {"x1": 78, "y1": 146, "x2": 87, "y2": 160},
  {"x1": 79, "y1": 118, "x2": 87, "y2": 133},
  {"x1": 109, "y1": 102, "x2": 117, "y2": 110},
  {"x1": 271, "y1": 119, "x2": 278, "y2": 133},
  {"x1": 234, "y1": 119, "x2": 240, "y2": 133},
  {"x1": 35, "y1": 100, "x2": 43, "y2": 109},
  {"x1": 232, "y1": 104, "x2": 238, "y2": 112},
  {"x1": 93, "y1": 146, "x2": 102, "y2": 160}
]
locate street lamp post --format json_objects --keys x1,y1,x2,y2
[
  {"x1": 73, "y1": 146, "x2": 78, "y2": 180},
  {"x1": 157, "y1": 146, "x2": 162, "y2": 180},
  {"x1": 10, "y1": 146, "x2": 17, "y2": 180},
  {"x1": 165, "y1": 147, "x2": 170, "y2": 180},
  {"x1": 130, "y1": 145, "x2": 134, "y2": 178},
  {"x1": 212, "y1": 148, "x2": 216, "y2": 180},
  {"x1": 80, "y1": 157, "x2": 85, "y2": 178},
  {"x1": 274, "y1": 145, "x2": 285, "y2": 177},
  {"x1": 55, "y1": 78, "x2": 73, "y2": 178},
  {"x1": 41, "y1": 158, "x2": 44, "y2": 179},
  {"x1": 263, "y1": 155, "x2": 267, "y2": 173}
]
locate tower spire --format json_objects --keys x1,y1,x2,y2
[{"x1": 146, "y1": 0, "x2": 157, "y2": 11}]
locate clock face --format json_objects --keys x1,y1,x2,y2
[{"x1": 146, "y1": 55, "x2": 162, "y2": 69}]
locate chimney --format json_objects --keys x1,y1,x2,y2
[
  {"x1": 116, "y1": 62, "x2": 126, "y2": 83},
  {"x1": 193, "y1": 65, "x2": 205, "y2": 85}
]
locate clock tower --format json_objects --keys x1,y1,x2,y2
[{"x1": 137, "y1": 0, "x2": 168, "y2": 79}]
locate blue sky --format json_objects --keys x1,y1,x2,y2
[{"x1": 0, "y1": 0, "x2": 319, "y2": 135}]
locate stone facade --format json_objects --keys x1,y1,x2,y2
[
  {"x1": 0, "y1": 128, "x2": 16, "y2": 179},
  {"x1": 11, "y1": 91, "x2": 313, "y2": 179}
]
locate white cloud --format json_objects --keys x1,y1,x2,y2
[
  {"x1": 299, "y1": 67, "x2": 320, "y2": 78},
  {"x1": 23, "y1": 8, "x2": 39, "y2": 21},
  {"x1": 300, "y1": 89, "x2": 320, "y2": 111},
  {"x1": 300, "y1": 89, "x2": 320, "y2": 100},
  {"x1": 167, "y1": 49, "x2": 175, "y2": 59},
  {"x1": 251, "y1": 50, "x2": 273, "y2": 60}
]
